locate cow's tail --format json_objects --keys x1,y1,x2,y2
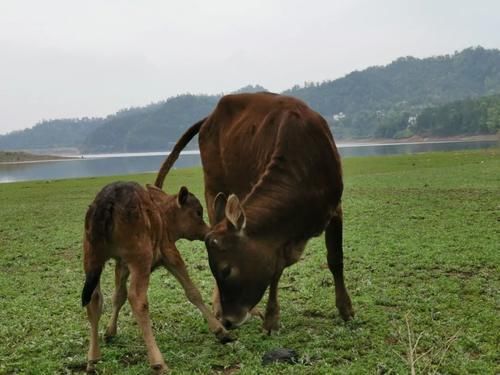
[
  {"x1": 154, "y1": 117, "x2": 206, "y2": 189},
  {"x1": 81, "y1": 266, "x2": 103, "y2": 307}
]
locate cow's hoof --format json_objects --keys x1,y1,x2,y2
[
  {"x1": 337, "y1": 303, "x2": 355, "y2": 321},
  {"x1": 151, "y1": 362, "x2": 168, "y2": 374},
  {"x1": 216, "y1": 328, "x2": 236, "y2": 344},
  {"x1": 262, "y1": 319, "x2": 280, "y2": 335}
]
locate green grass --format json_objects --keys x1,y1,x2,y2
[{"x1": 0, "y1": 149, "x2": 498, "y2": 374}]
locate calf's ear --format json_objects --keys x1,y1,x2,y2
[
  {"x1": 177, "y1": 186, "x2": 189, "y2": 207},
  {"x1": 225, "y1": 194, "x2": 246, "y2": 231},
  {"x1": 214, "y1": 192, "x2": 227, "y2": 223}
]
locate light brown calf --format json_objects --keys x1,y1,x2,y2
[{"x1": 81, "y1": 182, "x2": 231, "y2": 373}]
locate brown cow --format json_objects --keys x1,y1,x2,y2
[
  {"x1": 155, "y1": 92, "x2": 354, "y2": 334},
  {"x1": 81, "y1": 182, "x2": 232, "y2": 373}
]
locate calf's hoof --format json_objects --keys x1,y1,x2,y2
[
  {"x1": 86, "y1": 360, "x2": 99, "y2": 373},
  {"x1": 104, "y1": 327, "x2": 117, "y2": 342},
  {"x1": 104, "y1": 332, "x2": 116, "y2": 344},
  {"x1": 215, "y1": 328, "x2": 236, "y2": 344},
  {"x1": 151, "y1": 362, "x2": 168, "y2": 374},
  {"x1": 250, "y1": 307, "x2": 264, "y2": 321}
]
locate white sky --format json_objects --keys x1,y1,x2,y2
[{"x1": 1, "y1": 0, "x2": 499, "y2": 134}]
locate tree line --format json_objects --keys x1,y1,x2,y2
[{"x1": 1, "y1": 48, "x2": 499, "y2": 152}]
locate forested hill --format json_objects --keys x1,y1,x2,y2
[
  {"x1": 0, "y1": 118, "x2": 104, "y2": 151},
  {"x1": 414, "y1": 94, "x2": 500, "y2": 136},
  {"x1": 82, "y1": 94, "x2": 220, "y2": 153},
  {"x1": 0, "y1": 47, "x2": 499, "y2": 153},
  {"x1": 284, "y1": 46, "x2": 500, "y2": 138}
]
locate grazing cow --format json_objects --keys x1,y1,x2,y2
[
  {"x1": 155, "y1": 92, "x2": 354, "y2": 334},
  {"x1": 81, "y1": 182, "x2": 232, "y2": 373}
]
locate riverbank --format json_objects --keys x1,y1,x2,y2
[
  {"x1": 337, "y1": 133, "x2": 498, "y2": 146},
  {"x1": 3, "y1": 134, "x2": 497, "y2": 160},
  {"x1": 2, "y1": 139, "x2": 498, "y2": 183},
  {"x1": 0, "y1": 151, "x2": 77, "y2": 164},
  {"x1": 0, "y1": 149, "x2": 498, "y2": 374}
]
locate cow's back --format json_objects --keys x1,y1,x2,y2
[{"x1": 199, "y1": 93, "x2": 343, "y2": 240}]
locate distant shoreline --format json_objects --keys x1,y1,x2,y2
[
  {"x1": 0, "y1": 151, "x2": 79, "y2": 164},
  {"x1": 0, "y1": 134, "x2": 497, "y2": 165},
  {"x1": 336, "y1": 133, "x2": 498, "y2": 146}
]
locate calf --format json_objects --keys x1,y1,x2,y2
[{"x1": 81, "y1": 182, "x2": 231, "y2": 373}]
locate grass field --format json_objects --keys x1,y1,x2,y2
[{"x1": 0, "y1": 149, "x2": 498, "y2": 374}]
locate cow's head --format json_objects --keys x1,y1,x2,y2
[{"x1": 205, "y1": 193, "x2": 278, "y2": 329}]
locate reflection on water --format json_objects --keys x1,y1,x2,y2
[{"x1": 0, "y1": 140, "x2": 497, "y2": 183}]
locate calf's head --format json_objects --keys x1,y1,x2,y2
[
  {"x1": 205, "y1": 193, "x2": 278, "y2": 329},
  {"x1": 147, "y1": 185, "x2": 209, "y2": 241}
]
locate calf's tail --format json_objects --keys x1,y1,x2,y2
[
  {"x1": 154, "y1": 117, "x2": 206, "y2": 189},
  {"x1": 81, "y1": 266, "x2": 103, "y2": 307}
]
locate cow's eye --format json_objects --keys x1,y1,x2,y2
[
  {"x1": 220, "y1": 265, "x2": 231, "y2": 280},
  {"x1": 196, "y1": 210, "x2": 203, "y2": 218}
]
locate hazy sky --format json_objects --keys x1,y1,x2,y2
[{"x1": 1, "y1": 0, "x2": 499, "y2": 134}]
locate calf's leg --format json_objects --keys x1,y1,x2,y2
[
  {"x1": 325, "y1": 205, "x2": 354, "y2": 321},
  {"x1": 86, "y1": 283, "x2": 103, "y2": 373},
  {"x1": 127, "y1": 261, "x2": 166, "y2": 373},
  {"x1": 211, "y1": 286, "x2": 223, "y2": 319},
  {"x1": 164, "y1": 246, "x2": 233, "y2": 343},
  {"x1": 105, "y1": 260, "x2": 130, "y2": 340}
]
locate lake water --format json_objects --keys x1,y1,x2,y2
[{"x1": 0, "y1": 140, "x2": 497, "y2": 184}]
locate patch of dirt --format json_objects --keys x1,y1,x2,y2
[
  {"x1": 57, "y1": 246, "x2": 78, "y2": 261},
  {"x1": 120, "y1": 351, "x2": 144, "y2": 366},
  {"x1": 62, "y1": 361, "x2": 87, "y2": 373},
  {"x1": 385, "y1": 335, "x2": 399, "y2": 345},
  {"x1": 416, "y1": 265, "x2": 498, "y2": 280},
  {"x1": 303, "y1": 309, "x2": 329, "y2": 319},
  {"x1": 211, "y1": 363, "x2": 241, "y2": 374},
  {"x1": 194, "y1": 264, "x2": 206, "y2": 271}
]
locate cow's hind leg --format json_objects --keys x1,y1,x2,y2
[
  {"x1": 127, "y1": 259, "x2": 166, "y2": 373},
  {"x1": 86, "y1": 283, "x2": 103, "y2": 373},
  {"x1": 105, "y1": 260, "x2": 130, "y2": 340},
  {"x1": 164, "y1": 246, "x2": 234, "y2": 343},
  {"x1": 325, "y1": 205, "x2": 354, "y2": 321}
]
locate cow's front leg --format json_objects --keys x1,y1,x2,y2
[
  {"x1": 164, "y1": 246, "x2": 235, "y2": 344},
  {"x1": 263, "y1": 270, "x2": 283, "y2": 335},
  {"x1": 325, "y1": 205, "x2": 354, "y2": 321}
]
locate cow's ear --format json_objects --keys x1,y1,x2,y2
[
  {"x1": 177, "y1": 186, "x2": 189, "y2": 207},
  {"x1": 213, "y1": 192, "x2": 227, "y2": 223},
  {"x1": 225, "y1": 194, "x2": 246, "y2": 231}
]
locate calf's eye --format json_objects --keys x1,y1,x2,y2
[{"x1": 205, "y1": 236, "x2": 218, "y2": 249}]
